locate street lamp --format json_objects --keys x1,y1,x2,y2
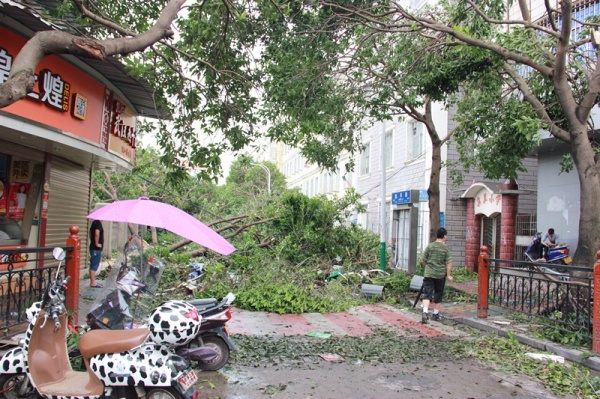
[{"x1": 250, "y1": 162, "x2": 271, "y2": 194}]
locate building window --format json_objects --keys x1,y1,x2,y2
[
  {"x1": 409, "y1": 121, "x2": 424, "y2": 159},
  {"x1": 384, "y1": 128, "x2": 393, "y2": 169},
  {"x1": 360, "y1": 142, "x2": 370, "y2": 175}
]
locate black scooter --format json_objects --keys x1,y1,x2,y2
[{"x1": 185, "y1": 293, "x2": 237, "y2": 371}]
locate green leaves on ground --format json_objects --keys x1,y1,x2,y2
[
  {"x1": 230, "y1": 329, "x2": 600, "y2": 398},
  {"x1": 231, "y1": 330, "x2": 469, "y2": 367}
]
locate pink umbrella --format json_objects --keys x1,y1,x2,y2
[{"x1": 87, "y1": 197, "x2": 236, "y2": 255}]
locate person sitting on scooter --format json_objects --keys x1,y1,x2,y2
[{"x1": 542, "y1": 228, "x2": 559, "y2": 259}]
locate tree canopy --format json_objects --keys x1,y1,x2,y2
[{"x1": 4, "y1": 0, "x2": 600, "y2": 264}]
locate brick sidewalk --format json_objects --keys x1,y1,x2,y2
[{"x1": 227, "y1": 303, "x2": 468, "y2": 338}]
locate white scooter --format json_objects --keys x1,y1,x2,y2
[{"x1": 0, "y1": 247, "x2": 200, "y2": 399}]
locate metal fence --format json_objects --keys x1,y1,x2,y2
[
  {"x1": 0, "y1": 247, "x2": 70, "y2": 335},
  {"x1": 486, "y1": 257, "x2": 592, "y2": 335}
]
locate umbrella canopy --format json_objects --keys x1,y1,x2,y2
[{"x1": 87, "y1": 197, "x2": 236, "y2": 255}]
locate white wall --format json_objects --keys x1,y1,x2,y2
[{"x1": 537, "y1": 149, "x2": 580, "y2": 255}]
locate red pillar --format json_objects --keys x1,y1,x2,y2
[
  {"x1": 477, "y1": 246, "x2": 489, "y2": 319},
  {"x1": 500, "y1": 179, "x2": 518, "y2": 261},
  {"x1": 465, "y1": 198, "x2": 481, "y2": 272},
  {"x1": 593, "y1": 251, "x2": 600, "y2": 354},
  {"x1": 65, "y1": 225, "x2": 81, "y2": 324}
]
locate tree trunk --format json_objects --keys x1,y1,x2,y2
[
  {"x1": 570, "y1": 123, "x2": 600, "y2": 267},
  {"x1": 423, "y1": 99, "x2": 442, "y2": 243},
  {"x1": 428, "y1": 140, "x2": 442, "y2": 242}
]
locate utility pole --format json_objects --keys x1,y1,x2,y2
[{"x1": 380, "y1": 121, "x2": 387, "y2": 271}]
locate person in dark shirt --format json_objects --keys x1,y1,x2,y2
[
  {"x1": 541, "y1": 228, "x2": 559, "y2": 259},
  {"x1": 89, "y1": 220, "x2": 104, "y2": 288}
]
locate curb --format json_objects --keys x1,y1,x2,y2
[{"x1": 456, "y1": 316, "x2": 600, "y2": 372}]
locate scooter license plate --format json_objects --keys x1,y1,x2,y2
[
  {"x1": 564, "y1": 256, "x2": 573, "y2": 264},
  {"x1": 178, "y1": 369, "x2": 198, "y2": 392}
]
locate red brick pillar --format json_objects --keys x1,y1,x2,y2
[
  {"x1": 465, "y1": 198, "x2": 481, "y2": 272},
  {"x1": 500, "y1": 179, "x2": 518, "y2": 261},
  {"x1": 593, "y1": 251, "x2": 600, "y2": 354},
  {"x1": 477, "y1": 246, "x2": 489, "y2": 319},
  {"x1": 65, "y1": 225, "x2": 81, "y2": 324}
]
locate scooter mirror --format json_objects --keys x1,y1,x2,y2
[{"x1": 52, "y1": 247, "x2": 66, "y2": 261}]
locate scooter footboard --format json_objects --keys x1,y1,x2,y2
[{"x1": 0, "y1": 346, "x2": 26, "y2": 374}]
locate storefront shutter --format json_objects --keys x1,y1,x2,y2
[{"x1": 45, "y1": 158, "x2": 91, "y2": 267}]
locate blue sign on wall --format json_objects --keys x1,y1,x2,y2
[
  {"x1": 440, "y1": 212, "x2": 445, "y2": 228},
  {"x1": 391, "y1": 190, "x2": 412, "y2": 204},
  {"x1": 392, "y1": 189, "x2": 428, "y2": 204}
]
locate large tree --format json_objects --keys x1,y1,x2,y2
[
  {"x1": 260, "y1": 2, "x2": 498, "y2": 241},
  {"x1": 0, "y1": 1, "x2": 369, "y2": 183},
  {"x1": 314, "y1": 0, "x2": 600, "y2": 266}
]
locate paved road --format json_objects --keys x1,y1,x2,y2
[{"x1": 77, "y1": 284, "x2": 573, "y2": 399}]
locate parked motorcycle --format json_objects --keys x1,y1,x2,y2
[
  {"x1": 186, "y1": 293, "x2": 237, "y2": 371},
  {"x1": 0, "y1": 247, "x2": 200, "y2": 399},
  {"x1": 525, "y1": 232, "x2": 572, "y2": 271},
  {"x1": 525, "y1": 232, "x2": 573, "y2": 274},
  {"x1": 86, "y1": 237, "x2": 236, "y2": 370}
]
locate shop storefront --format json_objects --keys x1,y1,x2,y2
[{"x1": 0, "y1": 6, "x2": 157, "y2": 268}]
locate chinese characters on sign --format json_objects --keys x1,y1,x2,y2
[
  {"x1": 39, "y1": 69, "x2": 70, "y2": 111},
  {"x1": 392, "y1": 190, "x2": 412, "y2": 204},
  {"x1": 100, "y1": 89, "x2": 113, "y2": 150},
  {"x1": 474, "y1": 189, "x2": 502, "y2": 217},
  {"x1": 107, "y1": 97, "x2": 137, "y2": 163},
  {"x1": 0, "y1": 46, "x2": 87, "y2": 115},
  {"x1": 0, "y1": 48, "x2": 11, "y2": 83},
  {"x1": 111, "y1": 99, "x2": 137, "y2": 148},
  {"x1": 10, "y1": 160, "x2": 30, "y2": 181},
  {"x1": 8, "y1": 160, "x2": 32, "y2": 220},
  {"x1": 392, "y1": 190, "x2": 425, "y2": 205},
  {"x1": 72, "y1": 93, "x2": 88, "y2": 120}
]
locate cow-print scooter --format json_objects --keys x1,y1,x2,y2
[{"x1": 0, "y1": 247, "x2": 201, "y2": 399}]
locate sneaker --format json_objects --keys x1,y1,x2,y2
[
  {"x1": 421, "y1": 312, "x2": 429, "y2": 324},
  {"x1": 432, "y1": 313, "x2": 442, "y2": 321}
]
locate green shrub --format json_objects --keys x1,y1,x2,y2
[
  {"x1": 452, "y1": 266, "x2": 478, "y2": 283},
  {"x1": 372, "y1": 270, "x2": 413, "y2": 296}
]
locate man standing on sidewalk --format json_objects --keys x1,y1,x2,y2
[
  {"x1": 89, "y1": 219, "x2": 104, "y2": 288},
  {"x1": 421, "y1": 227, "x2": 453, "y2": 324}
]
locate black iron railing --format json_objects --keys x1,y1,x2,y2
[
  {"x1": 487, "y1": 258, "x2": 593, "y2": 335},
  {"x1": 0, "y1": 247, "x2": 71, "y2": 335}
]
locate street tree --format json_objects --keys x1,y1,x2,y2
[
  {"x1": 260, "y1": 2, "x2": 497, "y2": 241},
  {"x1": 0, "y1": 0, "x2": 263, "y2": 182},
  {"x1": 319, "y1": 0, "x2": 600, "y2": 266}
]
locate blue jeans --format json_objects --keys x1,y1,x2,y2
[{"x1": 90, "y1": 249, "x2": 102, "y2": 272}]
